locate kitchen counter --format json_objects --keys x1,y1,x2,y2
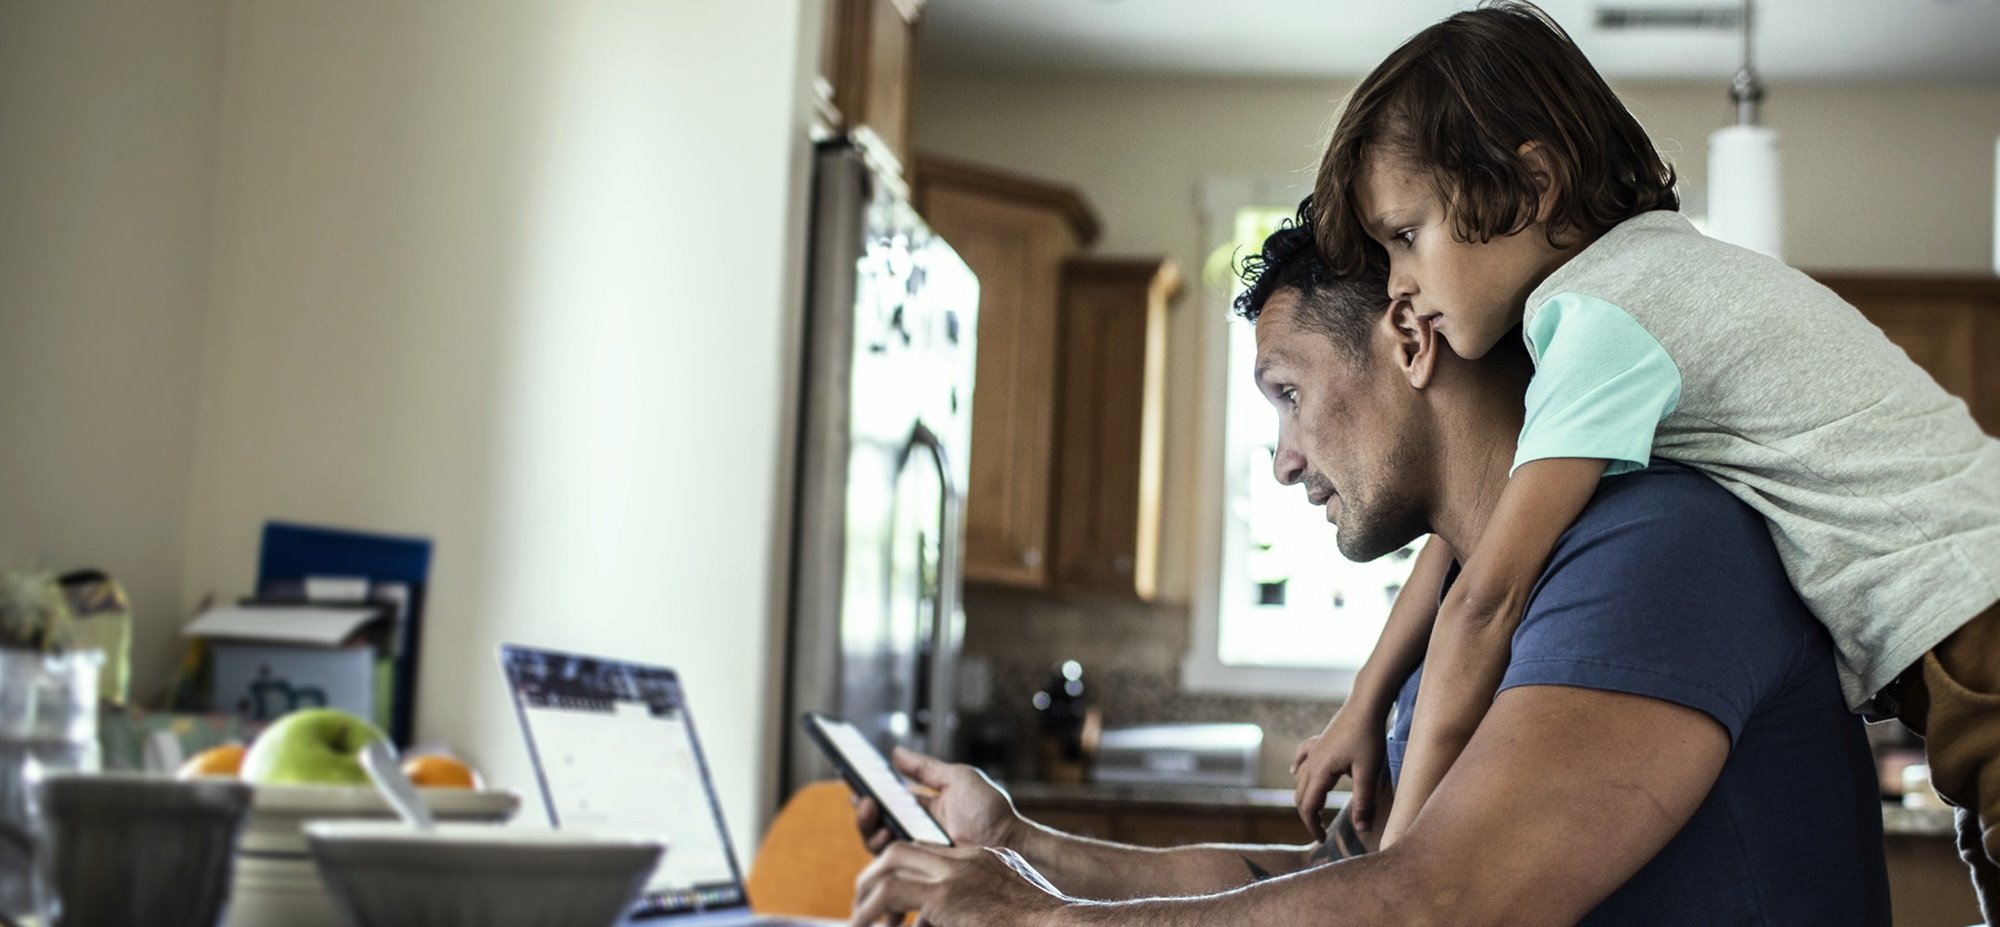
[
  {"x1": 1004, "y1": 780, "x2": 1341, "y2": 813},
  {"x1": 1005, "y1": 781, "x2": 1954, "y2": 838}
]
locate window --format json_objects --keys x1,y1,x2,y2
[{"x1": 1184, "y1": 182, "x2": 1424, "y2": 698}]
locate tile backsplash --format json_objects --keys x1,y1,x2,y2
[{"x1": 959, "y1": 586, "x2": 1344, "y2": 789}]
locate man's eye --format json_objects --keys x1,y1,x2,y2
[{"x1": 1281, "y1": 388, "x2": 1299, "y2": 407}]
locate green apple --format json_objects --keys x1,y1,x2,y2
[{"x1": 241, "y1": 708, "x2": 388, "y2": 786}]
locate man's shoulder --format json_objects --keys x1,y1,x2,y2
[
  {"x1": 1565, "y1": 462, "x2": 1765, "y2": 548},
  {"x1": 1515, "y1": 462, "x2": 1826, "y2": 742},
  {"x1": 1529, "y1": 461, "x2": 1809, "y2": 657}
]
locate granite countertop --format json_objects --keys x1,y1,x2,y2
[{"x1": 1004, "y1": 780, "x2": 1956, "y2": 838}]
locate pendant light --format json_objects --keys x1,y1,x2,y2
[{"x1": 1706, "y1": 0, "x2": 1783, "y2": 259}]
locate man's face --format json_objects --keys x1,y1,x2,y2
[
  {"x1": 1356, "y1": 152, "x2": 1551, "y2": 361},
  {"x1": 1254, "y1": 289, "x2": 1432, "y2": 562}
]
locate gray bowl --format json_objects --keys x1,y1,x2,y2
[
  {"x1": 35, "y1": 773, "x2": 253, "y2": 927},
  {"x1": 304, "y1": 821, "x2": 664, "y2": 927}
]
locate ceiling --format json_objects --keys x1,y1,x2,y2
[{"x1": 919, "y1": 0, "x2": 2000, "y2": 83}]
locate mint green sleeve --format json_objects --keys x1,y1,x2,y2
[{"x1": 1514, "y1": 292, "x2": 1682, "y2": 476}]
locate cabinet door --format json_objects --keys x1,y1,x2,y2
[
  {"x1": 1868, "y1": 303, "x2": 1977, "y2": 398},
  {"x1": 920, "y1": 189, "x2": 1078, "y2": 587},
  {"x1": 1022, "y1": 808, "x2": 1115, "y2": 842},
  {"x1": 1884, "y1": 834, "x2": 1984, "y2": 927},
  {"x1": 1050, "y1": 259, "x2": 1177, "y2": 599},
  {"x1": 1112, "y1": 811, "x2": 1250, "y2": 848},
  {"x1": 1247, "y1": 810, "x2": 1315, "y2": 847}
]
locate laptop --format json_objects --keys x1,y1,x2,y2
[{"x1": 499, "y1": 644, "x2": 836, "y2": 927}]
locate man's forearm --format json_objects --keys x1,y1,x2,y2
[
  {"x1": 1051, "y1": 849, "x2": 1446, "y2": 927},
  {"x1": 1006, "y1": 818, "x2": 1308, "y2": 900},
  {"x1": 1005, "y1": 809, "x2": 1365, "y2": 902}
]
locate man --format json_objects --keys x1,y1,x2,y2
[{"x1": 847, "y1": 217, "x2": 1893, "y2": 926}]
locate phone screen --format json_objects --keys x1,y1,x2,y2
[{"x1": 807, "y1": 715, "x2": 953, "y2": 846}]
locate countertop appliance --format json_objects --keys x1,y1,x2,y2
[
  {"x1": 781, "y1": 137, "x2": 979, "y2": 796},
  {"x1": 1090, "y1": 723, "x2": 1264, "y2": 788}
]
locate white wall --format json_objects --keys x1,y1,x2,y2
[
  {"x1": 177, "y1": 0, "x2": 815, "y2": 850},
  {"x1": 914, "y1": 71, "x2": 2000, "y2": 605},
  {"x1": 0, "y1": 1, "x2": 229, "y2": 699}
]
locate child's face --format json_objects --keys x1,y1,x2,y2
[{"x1": 1355, "y1": 152, "x2": 1570, "y2": 360}]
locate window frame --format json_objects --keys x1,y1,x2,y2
[{"x1": 1182, "y1": 175, "x2": 1366, "y2": 699}]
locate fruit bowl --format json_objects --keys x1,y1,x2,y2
[
  {"x1": 305, "y1": 821, "x2": 664, "y2": 927},
  {"x1": 225, "y1": 785, "x2": 521, "y2": 927}
]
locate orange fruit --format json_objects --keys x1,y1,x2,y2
[
  {"x1": 177, "y1": 744, "x2": 247, "y2": 780},
  {"x1": 402, "y1": 753, "x2": 480, "y2": 790}
]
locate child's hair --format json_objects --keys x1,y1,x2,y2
[{"x1": 1313, "y1": 1, "x2": 1679, "y2": 275}]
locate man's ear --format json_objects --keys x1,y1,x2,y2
[
  {"x1": 1516, "y1": 141, "x2": 1564, "y2": 225},
  {"x1": 1388, "y1": 301, "x2": 1440, "y2": 389}
]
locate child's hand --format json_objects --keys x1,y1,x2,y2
[{"x1": 1290, "y1": 703, "x2": 1387, "y2": 842}]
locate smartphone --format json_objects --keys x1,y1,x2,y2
[{"x1": 800, "y1": 712, "x2": 953, "y2": 846}]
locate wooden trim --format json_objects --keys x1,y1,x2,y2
[
  {"x1": 915, "y1": 156, "x2": 1102, "y2": 246},
  {"x1": 1809, "y1": 272, "x2": 2000, "y2": 304}
]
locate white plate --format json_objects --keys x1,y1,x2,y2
[
  {"x1": 250, "y1": 783, "x2": 521, "y2": 817},
  {"x1": 240, "y1": 784, "x2": 520, "y2": 855}
]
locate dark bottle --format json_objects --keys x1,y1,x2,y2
[{"x1": 1033, "y1": 660, "x2": 1090, "y2": 781}]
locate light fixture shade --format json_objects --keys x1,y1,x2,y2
[{"x1": 1708, "y1": 124, "x2": 1784, "y2": 260}]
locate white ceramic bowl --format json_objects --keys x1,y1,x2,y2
[
  {"x1": 225, "y1": 785, "x2": 521, "y2": 927},
  {"x1": 304, "y1": 822, "x2": 665, "y2": 927}
]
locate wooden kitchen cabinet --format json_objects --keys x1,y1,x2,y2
[
  {"x1": 1884, "y1": 833, "x2": 1985, "y2": 927},
  {"x1": 915, "y1": 157, "x2": 1100, "y2": 589},
  {"x1": 817, "y1": 0, "x2": 922, "y2": 174},
  {"x1": 1050, "y1": 258, "x2": 1181, "y2": 600},
  {"x1": 1814, "y1": 273, "x2": 2000, "y2": 435}
]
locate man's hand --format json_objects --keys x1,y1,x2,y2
[
  {"x1": 853, "y1": 748, "x2": 1021, "y2": 853},
  {"x1": 1291, "y1": 701, "x2": 1388, "y2": 841},
  {"x1": 850, "y1": 843, "x2": 1069, "y2": 927}
]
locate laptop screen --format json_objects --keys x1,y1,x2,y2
[{"x1": 501, "y1": 645, "x2": 749, "y2": 916}]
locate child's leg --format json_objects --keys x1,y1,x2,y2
[{"x1": 1906, "y1": 603, "x2": 2000, "y2": 923}]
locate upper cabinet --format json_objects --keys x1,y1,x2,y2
[
  {"x1": 916, "y1": 158, "x2": 1178, "y2": 600},
  {"x1": 1049, "y1": 258, "x2": 1182, "y2": 599},
  {"x1": 1815, "y1": 274, "x2": 2000, "y2": 435},
  {"x1": 914, "y1": 157, "x2": 1100, "y2": 589},
  {"x1": 816, "y1": 0, "x2": 922, "y2": 176}
]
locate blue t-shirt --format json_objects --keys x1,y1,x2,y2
[{"x1": 1386, "y1": 464, "x2": 1890, "y2": 925}]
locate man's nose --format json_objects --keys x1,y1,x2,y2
[{"x1": 1272, "y1": 437, "x2": 1307, "y2": 486}]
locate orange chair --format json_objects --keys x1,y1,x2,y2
[{"x1": 747, "y1": 780, "x2": 876, "y2": 920}]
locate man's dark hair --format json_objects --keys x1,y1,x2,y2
[
  {"x1": 1313, "y1": 0, "x2": 1679, "y2": 275},
  {"x1": 1233, "y1": 198, "x2": 1388, "y2": 360}
]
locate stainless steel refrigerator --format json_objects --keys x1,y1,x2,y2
[{"x1": 782, "y1": 139, "x2": 978, "y2": 796}]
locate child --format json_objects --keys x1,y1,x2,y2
[{"x1": 1287, "y1": 2, "x2": 2000, "y2": 916}]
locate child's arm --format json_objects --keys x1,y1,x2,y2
[
  {"x1": 1378, "y1": 456, "x2": 1609, "y2": 848},
  {"x1": 1292, "y1": 536, "x2": 1456, "y2": 839}
]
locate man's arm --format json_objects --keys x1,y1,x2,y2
[
  {"x1": 854, "y1": 751, "x2": 1373, "y2": 902},
  {"x1": 1004, "y1": 801, "x2": 1374, "y2": 901},
  {"x1": 854, "y1": 684, "x2": 1729, "y2": 927}
]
